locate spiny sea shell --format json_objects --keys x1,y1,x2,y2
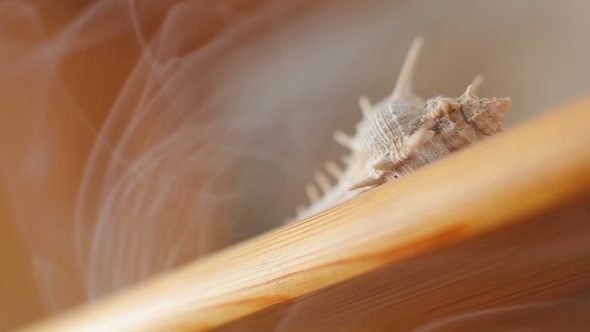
[{"x1": 291, "y1": 37, "x2": 510, "y2": 222}]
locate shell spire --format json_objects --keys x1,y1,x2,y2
[
  {"x1": 349, "y1": 176, "x2": 384, "y2": 191},
  {"x1": 463, "y1": 85, "x2": 477, "y2": 100},
  {"x1": 333, "y1": 131, "x2": 355, "y2": 149},
  {"x1": 469, "y1": 74, "x2": 484, "y2": 93},
  {"x1": 358, "y1": 95, "x2": 372, "y2": 118},
  {"x1": 391, "y1": 36, "x2": 425, "y2": 105}
]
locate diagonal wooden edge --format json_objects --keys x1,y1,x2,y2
[{"x1": 16, "y1": 96, "x2": 590, "y2": 331}]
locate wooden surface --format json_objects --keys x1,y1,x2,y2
[{"x1": 15, "y1": 96, "x2": 590, "y2": 331}]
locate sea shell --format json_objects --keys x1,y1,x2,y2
[{"x1": 291, "y1": 37, "x2": 510, "y2": 222}]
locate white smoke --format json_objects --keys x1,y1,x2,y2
[{"x1": 0, "y1": 0, "x2": 392, "y2": 314}]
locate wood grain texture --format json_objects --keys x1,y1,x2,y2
[{"x1": 15, "y1": 96, "x2": 590, "y2": 331}]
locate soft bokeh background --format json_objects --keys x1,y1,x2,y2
[{"x1": 1, "y1": 0, "x2": 589, "y2": 330}]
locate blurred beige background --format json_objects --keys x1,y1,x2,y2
[{"x1": 1, "y1": 0, "x2": 589, "y2": 330}]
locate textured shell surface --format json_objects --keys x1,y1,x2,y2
[{"x1": 291, "y1": 37, "x2": 510, "y2": 222}]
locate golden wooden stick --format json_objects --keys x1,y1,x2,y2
[{"x1": 16, "y1": 96, "x2": 590, "y2": 331}]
